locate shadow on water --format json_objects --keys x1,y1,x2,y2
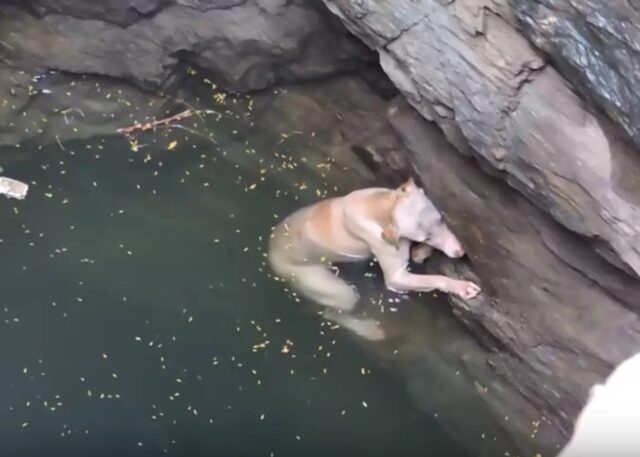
[{"x1": 0, "y1": 76, "x2": 517, "y2": 456}]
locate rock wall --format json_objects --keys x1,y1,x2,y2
[
  {"x1": 515, "y1": 0, "x2": 640, "y2": 150},
  {"x1": 0, "y1": 0, "x2": 374, "y2": 91},
  {"x1": 323, "y1": 0, "x2": 640, "y2": 280},
  {"x1": 388, "y1": 98, "x2": 640, "y2": 453},
  {"x1": 322, "y1": 0, "x2": 640, "y2": 452}
]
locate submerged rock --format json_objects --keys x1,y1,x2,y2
[{"x1": 0, "y1": 63, "x2": 166, "y2": 148}]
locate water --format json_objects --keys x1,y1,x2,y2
[{"x1": 0, "y1": 76, "x2": 517, "y2": 456}]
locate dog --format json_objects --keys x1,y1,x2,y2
[
  {"x1": 557, "y1": 351, "x2": 640, "y2": 457},
  {"x1": 267, "y1": 178, "x2": 481, "y2": 340}
]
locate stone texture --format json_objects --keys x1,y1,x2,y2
[
  {"x1": 321, "y1": 0, "x2": 640, "y2": 451},
  {"x1": 323, "y1": 0, "x2": 640, "y2": 282},
  {"x1": 0, "y1": 0, "x2": 373, "y2": 91},
  {"x1": 352, "y1": 277, "x2": 541, "y2": 457},
  {"x1": 386, "y1": 97, "x2": 640, "y2": 453},
  {"x1": 515, "y1": 0, "x2": 640, "y2": 151},
  {"x1": 3, "y1": 0, "x2": 170, "y2": 26}
]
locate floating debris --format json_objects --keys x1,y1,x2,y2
[
  {"x1": 116, "y1": 109, "x2": 193, "y2": 136},
  {"x1": 0, "y1": 177, "x2": 29, "y2": 200}
]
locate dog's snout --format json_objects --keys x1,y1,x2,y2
[{"x1": 453, "y1": 247, "x2": 465, "y2": 258}]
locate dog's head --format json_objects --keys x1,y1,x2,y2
[{"x1": 384, "y1": 178, "x2": 465, "y2": 258}]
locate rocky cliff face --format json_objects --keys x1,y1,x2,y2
[
  {"x1": 322, "y1": 0, "x2": 640, "y2": 451},
  {"x1": 0, "y1": 0, "x2": 374, "y2": 91},
  {"x1": 2, "y1": 0, "x2": 640, "y2": 455},
  {"x1": 515, "y1": 0, "x2": 640, "y2": 150}
]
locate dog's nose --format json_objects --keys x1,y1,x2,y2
[{"x1": 453, "y1": 247, "x2": 465, "y2": 258}]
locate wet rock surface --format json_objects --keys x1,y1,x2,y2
[
  {"x1": 322, "y1": 0, "x2": 640, "y2": 451},
  {"x1": 515, "y1": 0, "x2": 640, "y2": 150},
  {"x1": 322, "y1": 0, "x2": 640, "y2": 281},
  {"x1": 0, "y1": 0, "x2": 374, "y2": 91},
  {"x1": 387, "y1": 98, "x2": 640, "y2": 453},
  {"x1": 3, "y1": 0, "x2": 171, "y2": 26}
]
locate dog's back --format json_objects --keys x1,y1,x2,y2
[{"x1": 268, "y1": 188, "x2": 392, "y2": 274}]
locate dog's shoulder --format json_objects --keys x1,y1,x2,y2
[{"x1": 340, "y1": 187, "x2": 398, "y2": 232}]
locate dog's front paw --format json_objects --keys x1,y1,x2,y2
[{"x1": 449, "y1": 280, "x2": 481, "y2": 300}]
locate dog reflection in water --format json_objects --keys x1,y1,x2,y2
[{"x1": 268, "y1": 178, "x2": 480, "y2": 341}]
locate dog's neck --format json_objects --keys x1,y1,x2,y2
[
  {"x1": 360, "y1": 190, "x2": 404, "y2": 248},
  {"x1": 365, "y1": 190, "x2": 400, "y2": 228}
]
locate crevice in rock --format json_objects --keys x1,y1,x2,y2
[
  {"x1": 180, "y1": 0, "x2": 249, "y2": 13},
  {"x1": 382, "y1": 12, "x2": 432, "y2": 49}
]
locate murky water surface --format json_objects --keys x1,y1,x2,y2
[{"x1": 0, "y1": 77, "x2": 514, "y2": 456}]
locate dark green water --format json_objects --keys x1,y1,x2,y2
[
  {"x1": 0, "y1": 79, "x2": 515, "y2": 457},
  {"x1": 0, "y1": 75, "x2": 524, "y2": 457}
]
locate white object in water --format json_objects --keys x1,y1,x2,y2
[
  {"x1": 558, "y1": 351, "x2": 640, "y2": 457},
  {"x1": 0, "y1": 177, "x2": 29, "y2": 200}
]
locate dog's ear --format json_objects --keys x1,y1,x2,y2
[
  {"x1": 381, "y1": 224, "x2": 401, "y2": 249},
  {"x1": 398, "y1": 177, "x2": 417, "y2": 193}
]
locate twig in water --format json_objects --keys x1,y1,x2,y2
[
  {"x1": 55, "y1": 134, "x2": 65, "y2": 151},
  {"x1": 116, "y1": 109, "x2": 193, "y2": 135},
  {"x1": 175, "y1": 99, "x2": 206, "y2": 124},
  {"x1": 155, "y1": 124, "x2": 218, "y2": 145}
]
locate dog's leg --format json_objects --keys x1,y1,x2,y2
[
  {"x1": 366, "y1": 238, "x2": 481, "y2": 300},
  {"x1": 283, "y1": 264, "x2": 360, "y2": 311},
  {"x1": 322, "y1": 309, "x2": 386, "y2": 341},
  {"x1": 276, "y1": 264, "x2": 385, "y2": 341},
  {"x1": 387, "y1": 272, "x2": 480, "y2": 299}
]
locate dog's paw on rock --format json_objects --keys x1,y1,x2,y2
[{"x1": 450, "y1": 279, "x2": 481, "y2": 300}]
